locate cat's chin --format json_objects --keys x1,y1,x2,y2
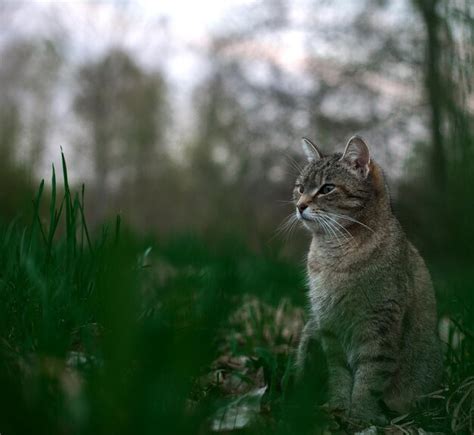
[
  {"x1": 297, "y1": 215, "x2": 321, "y2": 233},
  {"x1": 296, "y1": 211, "x2": 325, "y2": 234}
]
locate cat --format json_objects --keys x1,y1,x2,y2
[{"x1": 293, "y1": 135, "x2": 442, "y2": 426}]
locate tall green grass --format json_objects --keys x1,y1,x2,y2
[{"x1": 0, "y1": 153, "x2": 322, "y2": 435}]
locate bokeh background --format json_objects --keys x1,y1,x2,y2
[
  {"x1": 0, "y1": 1, "x2": 473, "y2": 434},
  {"x1": 1, "y1": 0, "x2": 471, "y2": 249}
]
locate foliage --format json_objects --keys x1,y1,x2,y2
[{"x1": 0, "y1": 155, "x2": 323, "y2": 434}]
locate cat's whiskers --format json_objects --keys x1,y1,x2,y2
[
  {"x1": 319, "y1": 213, "x2": 354, "y2": 240},
  {"x1": 274, "y1": 212, "x2": 299, "y2": 241},
  {"x1": 274, "y1": 214, "x2": 292, "y2": 236},
  {"x1": 301, "y1": 210, "x2": 347, "y2": 247},
  {"x1": 317, "y1": 214, "x2": 349, "y2": 245},
  {"x1": 324, "y1": 211, "x2": 375, "y2": 233},
  {"x1": 286, "y1": 216, "x2": 301, "y2": 240},
  {"x1": 309, "y1": 211, "x2": 341, "y2": 245},
  {"x1": 274, "y1": 207, "x2": 362, "y2": 248},
  {"x1": 321, "y1": 216, "x2": 350, "y2": 241},
  {"x1": 313, "y1": 215, "x2": 330, "y2": 238},
  {"x1": 276, "y1": 213, "x2": 297, "y2": 233},
  {"x1": 316, "y1": 215, "x2": 340, "y2": 243}
]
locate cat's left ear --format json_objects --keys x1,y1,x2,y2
[
  {"x1": 341, "y1": 135, "x2": 371, "y2": 178},
  {"x1": 301, "y1": 137, "x2": 323, "y2": 162}
]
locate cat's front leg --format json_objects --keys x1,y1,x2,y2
[
  {"x1": 295, "y1": 318, "x2": 317, "y2": 378},
  {"x1": 349, "y1": 340, "x2": 400, "y2": 424},
  {"x1": 349, "y1": 362, "x2": 393, "y2": 426},
  {"x1": 321, "y1": 331, "x2": 352, "y2": 412},
  {"x1": 348, "y1": 303, "x2": 403, "y2": 425}
]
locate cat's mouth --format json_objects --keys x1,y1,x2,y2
[{"x1": 296, "y1": 209, "x2": 314, "y2": 222}]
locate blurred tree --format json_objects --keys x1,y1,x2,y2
[
  {"x1": 0, "y1": 38, "x2": 61, "y2": 172},
  {"x1": 187, "y1": 63, "x2": 248, "y2": 232},
  {"x1": 399, "y1": 0, "x2": 474, "y2": 255},
  {"x1": 74, "y1": 49, "x2": 168, "y2": 225},
  {"x1": 0, "y1": 37, "x2": 61, "y2": 218},
  {"x1": 0, "y1": 104, "x2": 19, "y2": 168},
  {"x1": 209, "y1": 0, "x2": 429, "y2": 172},
  {"x1": 122, "y1": 71, "x2": 168, "y2": 225},
  {"x1": 415, "y1": 0, "x2": 447, "y2": 188},
  {"x1": 189, "y1": 58, "x2": 304, "y2": 243},
  {"x1": 301, "y1": 0, "x2": 427, "y2": 169}
]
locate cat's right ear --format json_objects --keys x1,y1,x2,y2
[
  {"x1": 301, "y1": 137, "x2": 323, "y2": 162},
  {"x1": 341, "y1": 135, "x2": 371, "y2": 178}
]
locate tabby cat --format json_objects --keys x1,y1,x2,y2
[{"x1": 293, "y1": 135, "x2": 442, "y2": 426}]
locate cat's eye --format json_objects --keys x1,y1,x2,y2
[
  {"x1": 296, "y1": 184, "x2": 304, "y2": 194},
  {"x1": 319, "y1": 184, "x2": 335, "y2": 195}
]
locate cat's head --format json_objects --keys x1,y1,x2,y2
[{"x1": 293, "y1": 136, "x2": 387, "y2": 236}]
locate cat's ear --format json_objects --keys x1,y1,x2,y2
[
  {"x1": 301, "y1": 137, "x2": 323, "y2": 162},
  {"x1": 341, "y1": 135, "x2": 371, "y2": 178}
]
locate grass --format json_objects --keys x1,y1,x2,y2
[{"x1": 0, "y1": 154, "x2": 472, "y2": 434}]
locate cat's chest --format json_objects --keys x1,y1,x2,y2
[{"x1": 307, "y1": 270, "x2": 355, "y2": 329}]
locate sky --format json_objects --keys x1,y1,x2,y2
[
  {"x1": 3, "y1": 0, "x2": 252, "y2": 177},
  {"x1": 3, "y1": 1, "x2": 252, "y2": 86}
]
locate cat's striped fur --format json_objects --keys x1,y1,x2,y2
[{"x1": 294, "y1": 136, "x2": 442, "y2": 425}]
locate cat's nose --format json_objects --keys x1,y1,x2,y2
[{"x1": 298, "y1": 203, "x2": 308, "y2": 213}]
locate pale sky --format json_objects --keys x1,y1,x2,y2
[{"x1": 6, "y1": 0, "x2": 253, "y2": 178}]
